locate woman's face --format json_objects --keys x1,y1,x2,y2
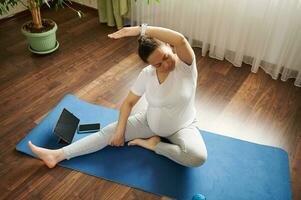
[{"x1": 147, "y1": 45, "x2": 176, "y2": 72}]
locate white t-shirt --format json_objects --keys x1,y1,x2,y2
[{"x1": 131, "y1": 55, "x2": 197, "y2": 137}]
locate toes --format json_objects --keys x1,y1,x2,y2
[
  {"x1": 128, "y1": 139, "x2": 139, "y2": 146},
  {"x1": 128, "y1": 141, "x2": 135, "y2": 146},
  {"x1": 28, "y1": 141, "x2": 34, "y2": 149}
]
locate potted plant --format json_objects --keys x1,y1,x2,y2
[{"x1": 0, "y1": 0, "x2": 83, "y2": 54}]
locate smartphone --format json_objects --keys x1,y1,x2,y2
[{"x1": 78, "y1": 123, "x2": 100, "y2": 134}]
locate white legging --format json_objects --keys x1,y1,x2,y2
[{"x1": 62, "y1": 112, "x2": 207, "y2": 167}]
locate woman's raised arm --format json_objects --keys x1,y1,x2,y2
[{"x1": 108, "y1": 26, "x2": 194, "y2": 65}]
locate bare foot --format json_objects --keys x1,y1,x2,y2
[
  {"x1": 28, "y1": 141, "x2": 65, "y2": 168},
  {"x1": 128, "y1": 136, "x2": 161, "y2": 151}
]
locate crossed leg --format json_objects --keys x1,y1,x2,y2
[{"x1": 29, "y1": 113, "x2": 207, "y2": 168}]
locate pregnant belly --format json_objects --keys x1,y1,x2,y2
[{"x1": 146, "y1": 107, "x2": 194, "y2": 137}]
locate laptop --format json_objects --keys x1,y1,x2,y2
[{"x1": 53, "y1": 108, "x2": 80, "y2": 144}]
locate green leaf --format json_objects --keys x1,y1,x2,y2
[{"x1": 0, "y1": 4, "x2": 9, "y2": 14}]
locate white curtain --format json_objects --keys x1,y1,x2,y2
[{"x1": 131, "y1": 0, "x2": 301, "y2": 87}]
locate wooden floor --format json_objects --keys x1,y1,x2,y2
[{"x1": 1, "y1": 4, "x2": 300, "y2": 200}]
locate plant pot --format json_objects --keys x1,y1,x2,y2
[{"x1": 21, "y1": 19, "x2": 59, "y2": 54}]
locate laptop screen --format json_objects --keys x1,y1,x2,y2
[{"x1": 53, "y1": 108, "x2": 80, "y2": 144}]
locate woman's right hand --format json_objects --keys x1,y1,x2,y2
[
  {"x1": 108, "y1": 26, "x2": 140, "y2": 39},
  {"x1": 109, "y1": 132, "x2": 125, "y2": 146}
]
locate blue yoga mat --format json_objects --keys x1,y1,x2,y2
[{"x1": 16, "y1": 94, "x2": 291, "y2": 200}]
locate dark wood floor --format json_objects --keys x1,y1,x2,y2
[{"x1": 0, "y1": 4, "x2": 300, "y2": 200}]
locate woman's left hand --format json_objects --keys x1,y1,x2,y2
[{"x1": 108, "y1": 26, "x2": 140, "y2": 39}]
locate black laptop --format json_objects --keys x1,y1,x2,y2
[{"x1": 53, "y1": 108, "x2": 80, "y2": 144}]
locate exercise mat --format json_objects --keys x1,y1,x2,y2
[{"x1": 16, "y1": 94, "x2": 291, "y2": 200}]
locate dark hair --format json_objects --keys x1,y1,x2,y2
[{"x1": 138, "y1": 35, "x2": 161, "y2": 63}]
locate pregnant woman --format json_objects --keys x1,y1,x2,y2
[{"x1": 29, "y1": 24, "x2": 208, "y2": 168}]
